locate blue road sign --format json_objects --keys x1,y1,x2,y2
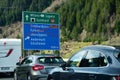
[{"x1": 22, "y1": 11, "x2": 60, "y2": 50}]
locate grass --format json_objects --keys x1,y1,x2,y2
[
  {"x1": 34, "y1": 36, "x2": 120, "y2": 59},
  {"x1": 60, "y1": 41, "x2": 92, "y2": 58},
  {"x1": 61, "y1": 36, "x2": 120, "y2": 58},
  {"x1": 37, "y1": 41, "x2": 92, "y2": 59}
]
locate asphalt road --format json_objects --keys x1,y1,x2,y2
[{"x1": 0, "y1": 73, "x2": 13, "y2": 80}]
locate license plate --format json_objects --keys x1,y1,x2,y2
[{"x1": 1, "y1": 67, "x2": 10, "y2": 70}]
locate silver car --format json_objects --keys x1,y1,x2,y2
[
  {"x1": 14, "y1": 54, "x2": 65, "y2": 80},
  {"x1": 47, "y1": 45, "x2": 120, "y2": 80}
]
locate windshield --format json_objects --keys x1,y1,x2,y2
[{"x1": 38, "y1": 57, "x2": 64, "y2": 64}]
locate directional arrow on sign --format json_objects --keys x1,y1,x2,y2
[
  {"x1": 40, "y1": 14, "x2": 44, "y2": 17},
  {"x1": 25, "y1": 15, "x2": 29, "y2": 21}
]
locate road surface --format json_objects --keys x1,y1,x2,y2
[{"x1": 0, "y1": 73, "x2": 13, "y2": 80}]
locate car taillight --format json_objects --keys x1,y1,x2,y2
[
  {"x1": 113, "y1": 76, "x2": 120, "y2": 80},
  {"x1": 32, "y1": 64, "x2": 44, "y2": 71}
]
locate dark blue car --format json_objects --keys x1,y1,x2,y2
[{"x1": 47, "y1": 45, "x2": 120, "y2": 80}]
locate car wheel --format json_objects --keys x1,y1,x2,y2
[
  {"x1": 48, "y1": 76, "x2": 53, "y2": 80},
  {"x1": 27, "y1": 75, "x2": 32, "y2": 80},
  {"x1": 14, "y1": 71, "x2": 18, "y2": 80},
  {"x1": 111, "y1": 77, "x2": 116, "y2": 80},
  {"x1": 49, "y1": 78, "x2": 53, "y2": 80}
]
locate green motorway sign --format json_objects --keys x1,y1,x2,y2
[
  {"x1": 22, "y1": 11, "x2": 60, "y2": 50},
  {"x1": 23, "y1": 11, "x2": 59, "y2": 24}
]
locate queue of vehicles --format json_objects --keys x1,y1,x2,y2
[{"x1": 0, "y1": 39, "x2": 120, "y2": 80}]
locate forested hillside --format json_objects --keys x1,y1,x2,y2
[
  {"x1": 0, "y1": 0, "x2": 52, "y2": 26},
  {"x1": 56, "y1": 0, "x2": 120, "y2": 43},
  {"x1": 0, "y1": 0, "x2": 120, "y2": 44}
]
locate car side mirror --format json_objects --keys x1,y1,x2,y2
[
  {"x1": 16, "y1": 62, "x2": 21, "y2": 65},
  {"x1": 107, "y1": 56, "x2": 112, "y2": 64},
  {"x1": 60, "y1": 62, "x2": 67, "y2": 70}
]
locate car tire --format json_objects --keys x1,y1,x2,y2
[
  {"x1": 47, "y1": 76, "x2": 53, "y2": 80},
  {"x1": 111, "y1": 77, "x2": 116, "y2": 80},
  {"x1": 27, "y1": 75, "x2": 32, "y2": 80},
  {"x1": 49, "y1": 78, "x2": 53, "y2": 80},
  {"x1": 14, "y1": 71, "x2": 18, "y2": 80}
]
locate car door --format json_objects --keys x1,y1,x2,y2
[
  {"x1": 73, "y1": 49, "x2": 108, "y2": 80},
  {"x1": 56, "y1": 50, "x2": 91, "y2": 80},
  {"x1": 17, "y1": 57, "x2": 33, "y2": 80},
  {"x1": 64, "y1": 50, "x2": 108, "y2": 80}
]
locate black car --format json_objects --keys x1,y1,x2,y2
[
  {"x1": 14, "y1": 54, "x2": 65, "y2": 80},
  {"x1": 47, "y1": 45, "x2": 120, "y2": 80}
]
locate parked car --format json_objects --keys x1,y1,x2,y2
[
  {"x1": 47, "y1": 45, "x2": 120, "y2": 80},
  {"x1": 14, "y1": 54, "x2": 65, "y2": 80}
]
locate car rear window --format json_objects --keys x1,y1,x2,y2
[
  {"x1": 114, "y1": 52, "x2": 120, "y2": 62},
  {"x1": 38, "y1": 57, "x2": 64, "y2": 64}
]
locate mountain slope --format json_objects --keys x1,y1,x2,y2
[
  {"x1": 0, "y1": 0, "x2": 52, "y2": 26},
  {"x1": 57, "y1": 0, "x2": 120, "y2": 43},
  {"x1": 0, "y1": 0, "x2": 119, "y2": 45},
  {"x1": 43, "y1": 0, "x2": 67, "y2": 12},
  {"x1": 0, "y1": 22, "x2": 22, "y2": 38},
  {"x1": 0, "y1": 0, "x2": 67, "y2": 38}
]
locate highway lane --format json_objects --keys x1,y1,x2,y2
[
  {"x1": 0, "y1": 73, "x2": 13, "y2": 80},
  {"x1": 0, "y1": 78, "x2": 13, "y2": 80}
]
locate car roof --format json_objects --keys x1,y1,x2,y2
[
  {"x1": 28, "y1": 54, "x2": 59, "y2": 58},
  {"x1": 81, "y1": 45, "x2": 120, "y2": 53}
]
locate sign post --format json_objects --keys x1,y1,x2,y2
[{"x1": 22, "y1": 11, "x2": 60, "y2": 50}]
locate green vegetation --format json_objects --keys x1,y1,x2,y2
[
  {"x1": 0, "y1": 0, "x2": 119, "y2": 43},
  {"x1": 60, "y1": 41, "x2": 92, "y2": 58},
  {"x1": 0, "y1": 0, "x2": 52, "y2": 26},
  {"x1": 0, "y1": 0, "x2": 120, "y2": 58},
  {"x1": 57, "y1": 0, "x2": 120, "y2": 43}
]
